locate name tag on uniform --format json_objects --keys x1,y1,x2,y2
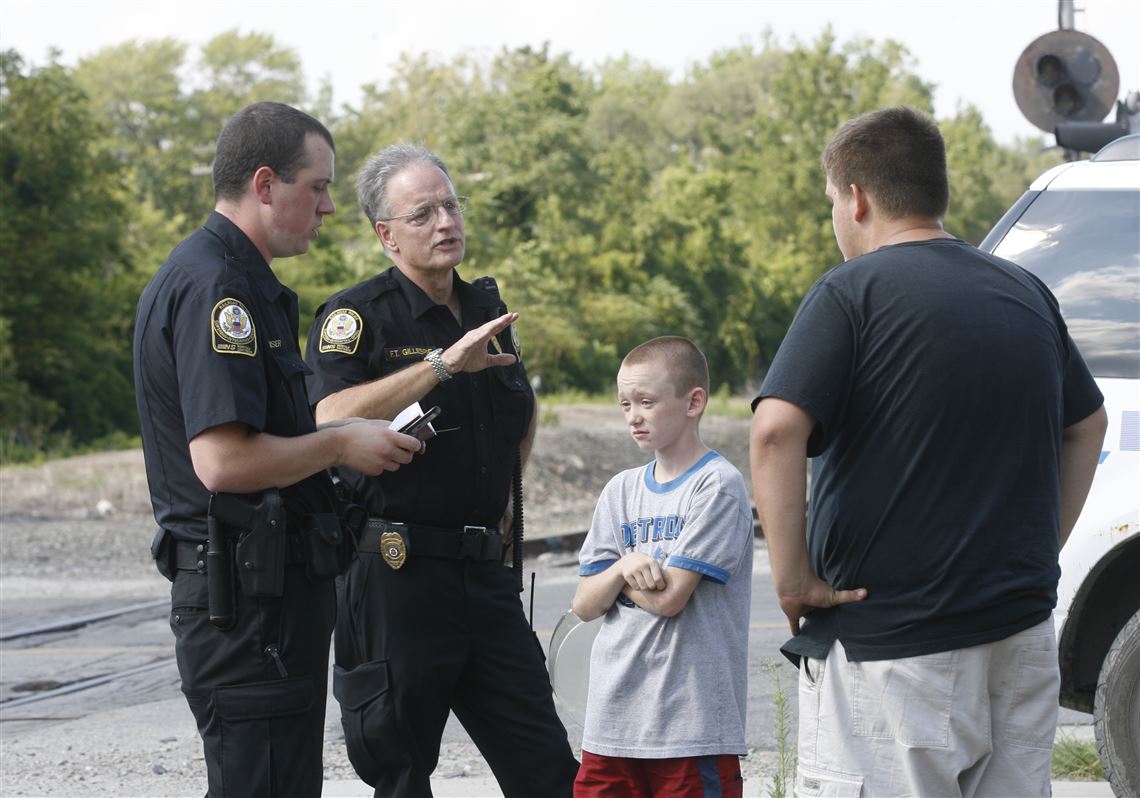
[{"x1": 385, "y1": 346, "x2": 433, "y2": 361}]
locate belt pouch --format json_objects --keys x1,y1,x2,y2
[
  {"x1": 151, "y1": 528, "x2": 175, "y2": 582},
  {"x1": 234, "y1": 518, "x2": 285, "y2": 598},
  {"x1": 304, "y1": 512, "x2": 346, "y2": 581}
]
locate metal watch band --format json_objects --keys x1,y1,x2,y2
[{"x1": 425, "y1": 348, "x2": 452, "y2": 383}]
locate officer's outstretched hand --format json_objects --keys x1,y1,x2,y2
[
  {"x1": 777, "y1": 573, "x2": 868, "y2": 637},
  {"x1": 338, "y1": 420, "x2": 424, "y2": 476},
  {"x1": 618, "y1": 552, "x2": 666, "y2": 592},
  {"x1": 441, "y1": 313, "x2": 519, "y2": 375}
]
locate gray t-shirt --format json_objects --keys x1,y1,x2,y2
[{"x1": 578, "y1": 451, "x2": 753, "y2": 758}]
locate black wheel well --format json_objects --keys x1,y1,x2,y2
[{"x1": 1058, "y1": 536, "x2": 1140, "y2": 713}]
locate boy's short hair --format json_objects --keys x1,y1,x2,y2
[
  {"x1": 821, "y1": 106, "x2": 949, "y2": 220},
  {"x1": 622, "y1": 336, "x2": 710, "y2": 397}
]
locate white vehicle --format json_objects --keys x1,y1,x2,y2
[{"x1": 981, "y1": 134, "x2": 1140, "y2": 795}]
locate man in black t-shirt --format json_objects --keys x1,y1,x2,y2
[
  {"x1": 749, "y1": 107, "x2": 1107, "y2": 797},
  {"x1": 304, "y1": 144, "x2": 577, "y2": 798},
  {"x1": 133, "y1": 103, "x2": 422, "y2": 798}
]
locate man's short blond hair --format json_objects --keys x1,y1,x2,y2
[{"x1": 622, "y1": 336, "x2": 710, "y2": 398}]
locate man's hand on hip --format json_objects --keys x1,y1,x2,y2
[{"x1": 778, "y1": 574, "x2": 868, "y2": 637}]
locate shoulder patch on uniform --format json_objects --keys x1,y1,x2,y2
[
  {"x1": 211, "y1": 298, "x2": 257, "y2": 357},
  {"x1": 319, "y1": 308, "x2": 363, "y2": 354}
]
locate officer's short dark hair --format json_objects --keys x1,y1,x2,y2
[
  {"x1": 356, "y1": 143, "x2": 450, "y2": 226},
  {"x1": 212, "y1": 102, "x2": 334, "y2": 202},
  {"x1": 821, "y1": 106, "x2": 949, "y2": 220},
  {"x1": 623, "y1": 336, "x2": 710, "y2": 398}
]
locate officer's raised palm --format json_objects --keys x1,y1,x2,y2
[{"x1": 442, "y1": 313, "x2": 519, "y2": 374}]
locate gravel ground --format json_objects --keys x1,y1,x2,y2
[
  {"x1": 0, "y1": 405, "x2": 1106, "y2": 796},
  {"x1": 0, "y1": 403, "x2": 756, "y2": 584},
  {"x1": 0, "y1": 404, "x2": 770, "y2": 797}
]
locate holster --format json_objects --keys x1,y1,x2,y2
[{"x1": 210, "y1": 490, "x2": 287, "y2": 600}]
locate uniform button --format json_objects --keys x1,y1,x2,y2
[
  {"x1": 173, "y1": 614, "x2": 181, "y2": 623},
  {"x1": 480, "y1": 466, "x2": 488, "y2": 474},
  {"x1": 479, "y1": 423, "x2": 486, "y2": 431}
]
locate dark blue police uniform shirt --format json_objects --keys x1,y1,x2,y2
[
  {"x1": 133, "y1": 212, "x2": 332, "y2": 542},
  {"x1": 304, "y1": 266, "x2": 533, "y2": 529},
  {"x1": 755, "y1": 238, "x2": 1104, "y2": 664}
]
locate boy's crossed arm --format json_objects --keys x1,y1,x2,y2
[{"x1": 572, "y1": 553, "x2": 702, "y2": 621}]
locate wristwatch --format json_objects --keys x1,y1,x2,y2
[{"x1": 424, "y1": 348, "x2": 452, "y2": 383}]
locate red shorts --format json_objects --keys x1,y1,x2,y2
[{"x1": 574, "y1": 750, "x2": 743, "y2": 798}]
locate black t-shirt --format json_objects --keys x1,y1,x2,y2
[
  {"x1": 304, "y1": 267, "x2": 533, "y2": 528},
  {"x1": 133, "y1": 212, "x2": 334, "y2": 541},
  {"x1": 756, "y1": 238, "x2": 1104, "y2": 663}
]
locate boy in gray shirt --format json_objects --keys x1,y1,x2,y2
[{"x1": 572, "y1": 336, "x2": 753, "y2": 798}]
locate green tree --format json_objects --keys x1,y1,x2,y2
[
  {"x1": 74, "y1": 39, "x2": 201, "y2": 227},
  {"x1": 0, "y1": 51, "x2": 137, "y2": 456},
  {"x1": 75, "y1": 30, "x2": 312, "y2": 232},
  {"x1": 723, "y1": 33, "x2": 935, "y2": 369},
  {"x1": 942, "y1": 105, "x2": 1061, "y2": 244}
]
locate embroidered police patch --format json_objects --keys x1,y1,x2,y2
[
  {"x1": 319, "y1": 308, "x2": 363, "y2": 355},
  {"x1": 211, "y1": 298, "x2": 256, "y2": 356}
]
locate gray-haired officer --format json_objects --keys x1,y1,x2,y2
[
  {"x1": 304, "y1": 143, "x2": 578, "y2": 798},
  {"x1": 133, "y1": 102, "x2": 423, "y2": 797}
]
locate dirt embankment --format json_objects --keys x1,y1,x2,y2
[{"x1": 0, "y1": 404, "x2": 755, "y2": 583}]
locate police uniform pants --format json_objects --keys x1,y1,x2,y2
[
  {"x1": 170, "y1": 563, "x2": 336, "y2": 798},
  {"x1": 333, "y1": 552, "x2": 579, "y2": 798}
]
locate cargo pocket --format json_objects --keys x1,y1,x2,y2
[
  {"x1": 852, "y1": 649, "x2": 956, "y2": 747},
  {"x1": 333, "y1": 660, "x2": 405, "y2": 786},
  {"x1": 797, "y1": 655, "x2": 825, "y2": 767},
  {"x1": 795, "y1": 763, "x2": 863, "y2": 797},
  {"x1": 1001, "y1": 645, "x2": 1060, "y2": 748},
  {"x1": 213, "y1": 677, "x2": 315, "y2": 792}
]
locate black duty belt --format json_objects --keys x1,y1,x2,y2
[
  {"x1": 360, "y1": 518, "x2": 503, "y2": 570},
  {"x1": 172, "y1": 537, "x2": 306, "y2": 572}
]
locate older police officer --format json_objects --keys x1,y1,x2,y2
[
  {"x1": 133, "y1": 103, "x2": 423, "y2": 797},
  {"x1": 304, "y1": 144, "x2": 578, "y2": 798}
]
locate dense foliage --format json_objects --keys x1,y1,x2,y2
[{"x1": 0, "y1": 31, "x2": 1059, "y2": 460}]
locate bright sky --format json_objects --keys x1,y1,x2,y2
[{"x1": 4, "y1": 0, "x2": 1138, "y2": 144}]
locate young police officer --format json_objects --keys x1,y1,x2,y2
[
  {"x1": 133, "y1": 102, "x2": 423, "y2": 797},
  {"x1": 304, "y1": 144, "x2": 578, "y2": 798}
]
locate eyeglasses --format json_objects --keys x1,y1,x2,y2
[{"x1": 379, "y1": 196, "x2": 468, "y2": 227}]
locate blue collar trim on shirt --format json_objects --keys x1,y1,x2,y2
[{"x1": 643, "y1": 450, "x2": 720, "y2": 494}]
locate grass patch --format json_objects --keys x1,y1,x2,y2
[
  {"x1": 1051, "y1": 735, "x2": 1105, "y2": 781},
  {"x1": 706, "y1": 395, "x2": 754, "y2": 418},
  {"x1": 761, "y1": 659, "x2": 796, "y2": 798}
]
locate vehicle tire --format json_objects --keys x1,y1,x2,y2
[{"x1": 1095, "y1": 609, "x2": 1140, "y2": 797}]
